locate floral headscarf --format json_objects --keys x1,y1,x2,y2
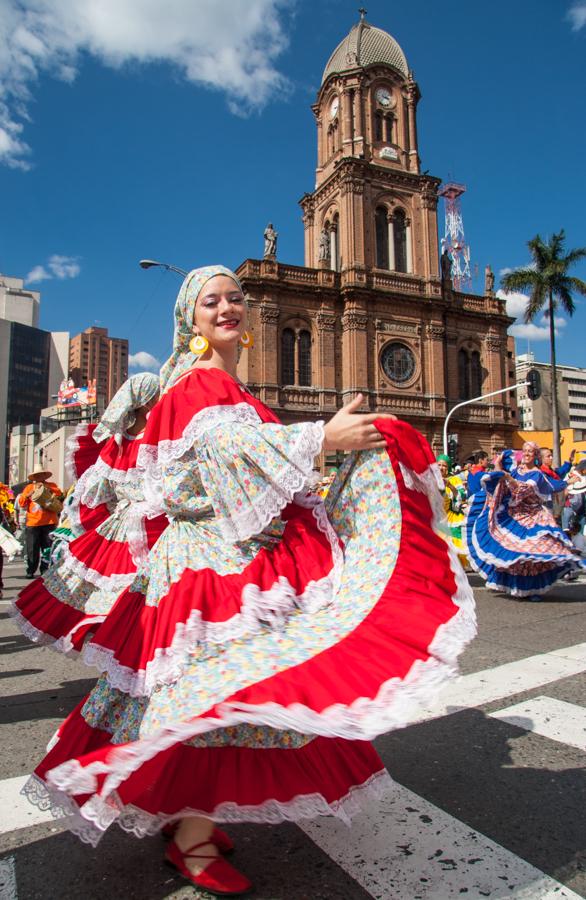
[
  {"x1": 159, "y1": 265, "x2": 243, "y2": 392},
  {"x1": 93, "y1": 373, "x2": 160, "y2": 443}
]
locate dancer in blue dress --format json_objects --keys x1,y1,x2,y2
[{"x1": 465, "y1": 442, "x2": 584, "y2": 600}]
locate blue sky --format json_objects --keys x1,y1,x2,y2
[{"x1": 1, "y1": 0, "x2": 585, "y2": 373}]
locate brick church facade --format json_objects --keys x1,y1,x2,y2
[{"x1": 236, "y1": 14, "x2": 516, "y2": 465}]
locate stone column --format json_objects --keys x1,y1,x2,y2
[
  {"x1": 342, "y1": 89, "x2": 353, "y2": 151},
  {"x1": 387, "y1": 216, "x2": 396, "y2": 270},
  {"x1": 406, "y1": 220, "x2": 413, "y2": 273},
  {"x1": 341, "y1": 306, "x2": 369, "y2": 403},
  {"x1": 316, "y1": 310, "x2": 338, "y2": 412}
]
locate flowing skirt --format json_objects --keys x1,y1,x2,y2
[
  {"x1": 464, "y1": 478, "x2": 584, "y2": 596},
  {"x1": 23, "y1": 421, "x2": 476, "y2": 845}
]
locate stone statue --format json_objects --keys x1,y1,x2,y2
[
  {"x1": 484, "y1": 264, "x2": 495, "y2": 294},
  {"x1": 263, "y1": 223, "x2": 278, "y2": 258},
  {"x1": 318, "y1": 227, "x2": 330, "y2": 262},
  {"x1": 440, "y1": 249, "x2": 452, "y2": 283}
]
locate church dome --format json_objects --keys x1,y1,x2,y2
[{"x1": 321, "y1": 18, "x2": 409, "y2": 85}]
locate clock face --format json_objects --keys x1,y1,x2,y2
[
  {"x1": 329, "y1": 96, "x2": 339, "y2": 119},
  {"x1": 375, "y1": 87, "x2": 392, "y2": 107},
  {"x1": 380, "y1": 342, "x2": 416, "y2": 384}
]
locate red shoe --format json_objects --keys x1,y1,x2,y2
[
  {"x1": 165, "y1": 839, "x2": 252, "y2": 896},
  {"x1": 161, "y1": 823, "x2": 234, "y2": 854}
]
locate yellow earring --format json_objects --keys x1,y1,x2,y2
[
  {"x1": 240, "y1": 331, "x2": 254, "y2": 349},
  {"x1": 189, "y1": 334, "x2": 209, "y2": 355}
]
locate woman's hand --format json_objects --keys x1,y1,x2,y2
[{"x1": 323, "y1": 394, "x2": 396, "y2": 452}]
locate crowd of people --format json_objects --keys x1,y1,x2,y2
[{"x1": 0, "y1": 264, "x2": 583, "y2": 896}]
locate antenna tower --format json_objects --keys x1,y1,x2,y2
[{"x1": 438, "y1": 182, "x2": 472, "y2": 291}]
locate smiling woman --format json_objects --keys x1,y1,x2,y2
[{"x1": 19, "y1": 263, "x2": 477, "y2": 896}]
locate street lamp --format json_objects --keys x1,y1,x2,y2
[{"x1": 139, "y1": 259, "x2": 188, "y2": 277}]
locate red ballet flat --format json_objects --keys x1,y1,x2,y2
[
  {"x1": 161, "y1": 823, "x2": 234, "y2": 854},
  {"x1": 165, "y1": 839, "x2": 252, "y2": 896}
]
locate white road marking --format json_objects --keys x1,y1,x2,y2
[
  {"x1": 301, "y1": 783, "x2": 582, "y2": 899},
  {"x1": 412, "y1": 643, "x2": 586, "y2": 725},
  {"x1": 0, "y1": 776, "x2": 54, "y2": 834},
  {"x1": 490, "y1": 695, "x2": 586, "y2": 752},
  {"x1": 0, "y1": 857, "x2": 17, "y2": 900}
]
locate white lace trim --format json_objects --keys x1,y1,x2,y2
[
  {"x1": 24, "y1": 768, "x2": 391, "y2": 847},
  {"x1": 64, "y1": 424, "x2": 92, "y2": 482},
  {"x1": 9, "y1": 599, "x2": 100, "y2": 657},
  {"x1": 137, "y1": 402, "x2": 264, "y2": 472},
  {"x1": 59, "y1": 542, "x2": 137, "y2": 592}
]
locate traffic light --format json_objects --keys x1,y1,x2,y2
[
  {"x1": 526, "y1": 368, "x2": 542, "y2": 401},
  {"x1": 447, "y1": 434, "x2": 458, "y2": 464}
]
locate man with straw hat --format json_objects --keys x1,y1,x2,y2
[{"x1": 18, "y1": 467, "x2": 63, "y2": 578}]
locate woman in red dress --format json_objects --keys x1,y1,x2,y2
[
  {"x1": 12, "y1": 373, "x2": 165, "y2": 654},
  {"x1": 23, "y1": 266, "x2": 476, "y2": 896}
]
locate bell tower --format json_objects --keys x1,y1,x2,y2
[{"x1": 300, "y1": 11, "x2": 441, "y2": 281}]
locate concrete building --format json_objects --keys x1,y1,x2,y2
[
  {"x1": 235, "y1": 15, "x2": 515, "y2": 463},
  {"x1": 69, "y1": 326, "x2": 128, "y2": 405},
  {"x1": 0, "y1": 274, "x2": 40, "y2": 328},
  {"x1": 0, "y1": 322, "x2": 70, "y2": 479},
  {"x1": 516, "y1": 352, "x2": 586, "y2": 439}
]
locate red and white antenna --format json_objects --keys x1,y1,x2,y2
[{"x1": 438, "y1": 182, "x2": 472, "y2": 291}]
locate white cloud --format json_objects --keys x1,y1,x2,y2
[
  {"x1": 26, "y1": 253, "x2": 80, "y2": 283},
  {"x1": 567, "y1": 2, "x2": 586, "y2": 29},
  {"x1": 129, "y1": 351, "x2": 160, "y2": 372},
  {"x1": 497, "y1": 289, "x2": 567, "y2": 342},
  {"x1": 0, "y1": 0, "x2": 292, "y2": 168}
]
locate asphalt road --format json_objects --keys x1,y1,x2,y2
[{"x1": 0, "y1": 559, "x2": 585, "y2": 900}]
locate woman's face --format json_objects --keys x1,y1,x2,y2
[
  {"x1": 522, "y1": 443, "x2": 538, "y2": 468},
  {"x1": 437, "y1": 459, "x2": 449, "y2": 479},
  {"x1": 192, "y1": 275, "x2": 247, "y2": 349}
]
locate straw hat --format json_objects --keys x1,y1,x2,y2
[{"x1": 27, "y1": 468, "x2": 52, "y2": 481}]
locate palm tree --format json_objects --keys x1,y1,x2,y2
[{"x1": 501, "y1": 230, "x2": 586, "y2": 467}]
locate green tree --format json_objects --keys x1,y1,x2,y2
[{"x1": 501, "y1": 230, "x2": 586, "y2": 467}]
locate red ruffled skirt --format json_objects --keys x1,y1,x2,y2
[{"x1": 23, "y1": 421, "x2": 476, "y2": 845}]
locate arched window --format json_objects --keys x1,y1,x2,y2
[
  {"x1": 384, "y1": 115, "x2": 394, "y2": 143},
  {"x1": 393, "y1": 209, "x2": 408, "y2": 273},
  {"x1": 470, "y1": 351, "x2": 482, "y2": 397},
  {"x1": 458, "y1": 349, "x2": 470, "y2": 400},
  {"x1": 374, "y1": 112, "x2": 383, "y2": 142},
  {"x1": 281, "y1": 329, "x2": 295, "y2": 385},
  {"x1": 298, "y1": 331, "x2": 312, "y2": 387},
  {"x1": 375, "y1": 206, "x2": 389, "y2": 269}
]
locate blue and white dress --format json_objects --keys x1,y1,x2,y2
[{"x1": 464, "y1": 465, "x2": 584, "y2": 596}]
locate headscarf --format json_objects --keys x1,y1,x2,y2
[
  {"x1": 159, "y1": 265, "x2": 243, "y2": 392},
  {"x1": 436, "y1": 454, "x2": 452, "y2": 474},
  {"x1": 93, "y1": 373, "x2": 160, "y2": 443}
]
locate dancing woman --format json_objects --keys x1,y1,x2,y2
[
  {"x1": 464, "y1": 442, "x2": 584, "y2": 600},
  {"x1": 23, "y1": 266, "x2": 476, "y2": 896},
  {"x1": 12, "y1": 373, "x2": 164, "y2": 654}
]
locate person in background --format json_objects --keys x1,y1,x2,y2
[
  {"x1": 466, "y1": 450, "x2": 490, "y2": 496},
  {"x1": 540, "y1": 447, "x2": 575, "y2": 480},
  {"x1": 18, "y1": 469, "x2": 63, "y2": 578},
  {"x1": 0, "y1": 499, "x2": 18, "y2": 598},
  {"x1": 436, "y1": 455, "x2": 468, "y2": 567}
]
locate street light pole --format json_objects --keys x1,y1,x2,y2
[{"x1": 443, "y1": 381, "x2": 529, "y2": 456}]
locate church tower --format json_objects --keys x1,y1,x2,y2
[
  {"x1": 237, "y1": 13, "x2": 515, "y2": 462},
  {"x1": 300, "y1": 11, "x2": 441, "y2": 282}
]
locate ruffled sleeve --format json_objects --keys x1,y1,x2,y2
[
  {"x1": 193, "y1": 420, "x2": 324, "y2": 541},
  {"x1": 514, "y1": 469, "x2": 567, "y2": 497}
]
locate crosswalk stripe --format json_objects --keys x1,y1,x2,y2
[
  {"x1": 0, "y1": 776, "x2": 54, "y2": 833},
  {"x1": 301, "y1": 782, "x2": 582, "y2": 899},
  {"x1": 412, "y1": 643, "x2": 586, "y2": 725},
  {"x1": 490, "y1": 695, "x2": 586, "y2": 753}
]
